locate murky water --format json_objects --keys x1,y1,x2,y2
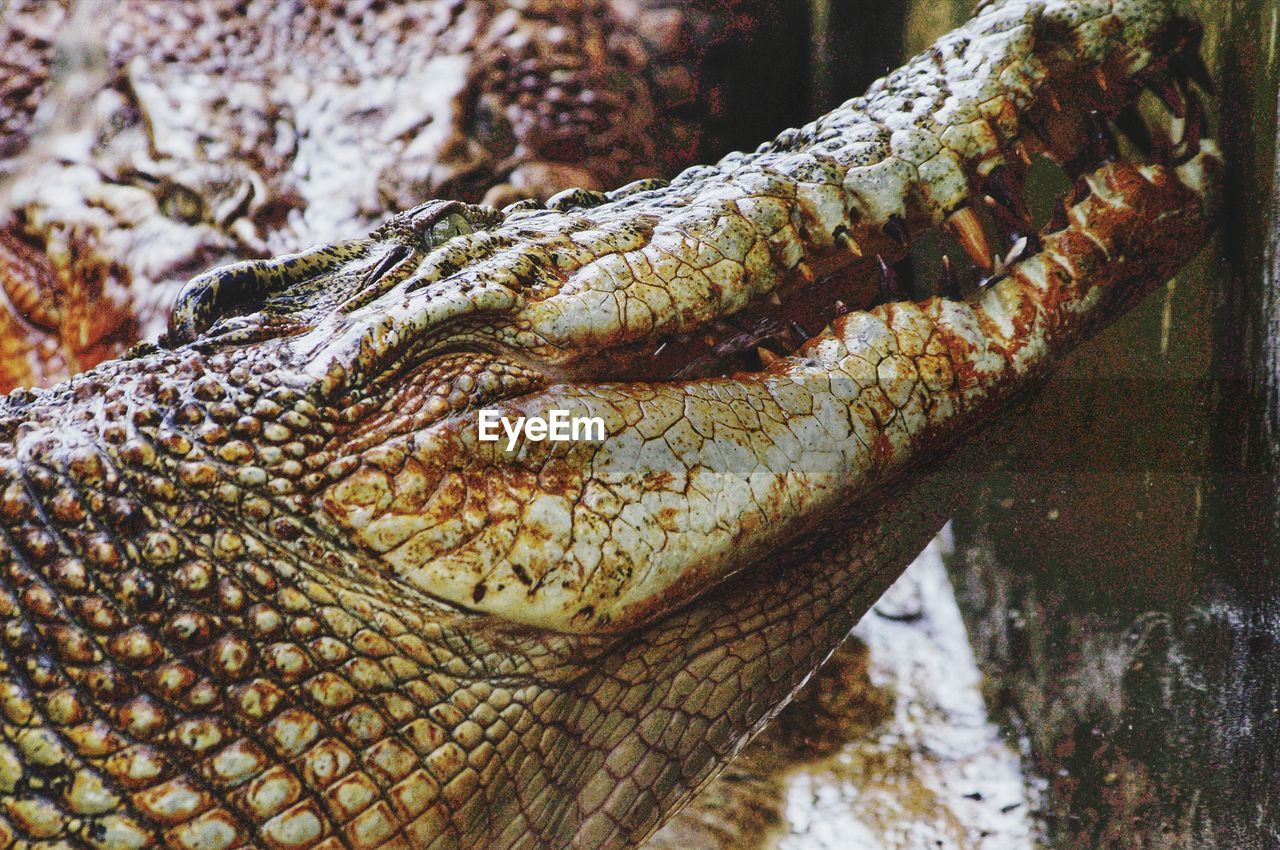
[{"x1": 773, "y1": 540, "x2": 1035, "y2": 850}]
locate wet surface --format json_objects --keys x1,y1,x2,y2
[
  {"x1": 649, "y1": 541, "x2": 1036, "y2": 850},
  {"x1": 773, "y1": 541, "x2": 1034, "y2": 850}
]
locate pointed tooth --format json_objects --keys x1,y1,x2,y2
[
  {"x1": 1045, "y1": 89, "x2": 1062, "y2": 113},
  {"x1": 834, "y1": 300, "x2": 850, "y2": 316},
  {"x1": 1114, "y1": 105, "x2": 1153, "y2": 155},
  {"x1": 945, "y1": 207, "x2": 994, "y2": 274},
  {"x1": 994, "y1": 237, "x2": 1030, "y2": 277},
  {"x1": 1013, "y1": 142, "x2": 1034, "y2": 167},
  {"x1": 1013, "y1": 235, "x2": 1031, "y2": 261},
  {"x1": 835, "y1": 230, "x2": 863, "y2": 257},
  {"x1": 766, "y1": 291, "x2": 782, "y2": 306},
  {"x1": 757, "y1": 347, "x2": 782, "y2": 367},
  {"x1": 1093, "y1": 68, "x2": 1110, "y2": 92},
  {"x1": 876, "y1": 255, "x2": 901, "y2": 302},
  {"x1": 940, "y1": 255, "x2": 961, "y2": 299},
  {"x1": 796, "y1": 261, "x2": 815, "y2": 283}
]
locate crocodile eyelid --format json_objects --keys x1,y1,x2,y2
[
  {"x1": 337, "y1": 245, "x2": 417, "y2": 315},
  {"x1": 163, "y1": 240, "x2": 371, "y2": 347}
]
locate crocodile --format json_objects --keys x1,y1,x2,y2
[
  {"x1": 0, "y1": 1, "x2": 1220, "y2": 848},
  {"x1": 0, "y1": 0, "x2": 800, "y2": 392}
]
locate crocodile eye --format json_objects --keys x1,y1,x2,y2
[
  {"x1": 425, "y1": 212, "x2": 475, "y2": 248},
  {"x1": 159, "y1": 181, "x2": 206, "y2": 225}
]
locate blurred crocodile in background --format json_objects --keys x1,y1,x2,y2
[
  {"x1": 0, "y1": 0, "x2": 803, "y2": 390},
  {"x1": 0, "y1": 1, "x2": 1220, "y2": 848}
]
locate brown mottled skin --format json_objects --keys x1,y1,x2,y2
[
  {"x1": 0, "y1": 0, "x2": 793, "y2": 392},
  {"x1": 0, "y1": 2, "x2": 1220, "y2": 849}
]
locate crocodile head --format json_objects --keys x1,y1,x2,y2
[{"x1": 0, "y1": 2, "x2": 1219, "y2": 849}]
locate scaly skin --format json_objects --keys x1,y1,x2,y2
[{"x1": 0, "y1": 2, "x2": 1219, "y2": 849}]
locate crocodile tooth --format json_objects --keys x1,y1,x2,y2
[
  {"x1": 945, "y1": 207, "x2": 995, "y2": 273},
  {"x1": 756, "y1": 346, "x2": 781, "y2": 367},
  {"x1": 940, "y1": 254, "x2": 962, "y2": 299},
  {"x1": 875, "y1": 254, "x2": 901, "y2": 302},
  {"x1": 992, "y1": 236, "x2": 1031, "y2": 278},
  {"x1": 835, "y1": 230, "x2": 862, "y2": 257},
  {"x1": 796, "y1": 261, "x2": 815, "y2": 283},
  {"x1": 1094, "y1": 67, "x2": 1110, "y2": 92},
  {"x1": 766, "y1": 291, "x2": 782, "y2": 306}
]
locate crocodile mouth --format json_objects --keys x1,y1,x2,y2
[
  {"x1": 543, "y1": 30, "x2": 1216, "y2": 386},
  {"x1": 296, "y1": 2, "x2": 1222, "y2": 634},
  {"x1": 324, "y1": 22, "x2": 1217, "y2": 423}
]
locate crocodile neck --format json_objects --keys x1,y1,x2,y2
[{"x1": 0, "y1": 342, "x2": 969, "y2": 850}]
